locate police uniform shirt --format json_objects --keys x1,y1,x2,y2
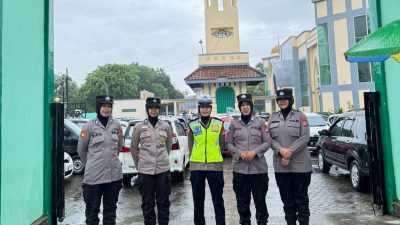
[
  {"x1": 77, "y1": 118, "x2": 124, "y2": 185},
  {"x1": 130, "y1": 119, "x2": 172, "y2": 175},
  {"x1": 268, "y1": 110, "x2": 312, "y2": 173},
  {"x1": 227, "y1": 116, "x2": 271, "y2": 174}
]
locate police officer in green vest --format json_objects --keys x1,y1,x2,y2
[{"x1": 188, "y1": 94, "x2": 225, "y2": 225}]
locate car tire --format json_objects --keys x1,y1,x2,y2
[
  {"x1": 72, "y1": 155, "x2": 84, "y2": 174},
  {"x1": 318, "y1": 150, "x2": 331, "y2": 173},
  {"x1": 123, "y1": 174, "x2": 133, "y2": 187},
  {"x1": 350, "y1": 160, "x2": 367, "y2": 192}
]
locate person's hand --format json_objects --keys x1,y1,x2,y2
[
  {"x1": 240, "y1": 152, "x2": 249, "y2": 161},
  {"x1": 246, "y1": 151, "x2": 257, "y2": 162},
  {"x1": 279, "y1": 148, "x2": 292, "y2": 159},
  {"x1": 281, "y1": 157, "x2": 290, "y2": 166}
]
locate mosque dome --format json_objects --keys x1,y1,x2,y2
[{"x1": 271, "y1": 44, "x2": 281, "y2": 55}]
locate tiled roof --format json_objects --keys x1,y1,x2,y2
[{"x1": 184, "y1": 65, "x2": 265, "y2": 81}]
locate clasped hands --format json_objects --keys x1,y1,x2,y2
[
  {"x1": 280, "y1": 148, "x2": 292, "y2": 167},
  {"x1": 240, "y1": 151, "x2": 257, "y2": 163}
]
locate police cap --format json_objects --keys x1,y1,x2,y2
[
  {"x1": 276, "y1": 88, "x2": 293, "y2": 100},
  {"x1": 146, "y1": 97, "x2": 161, "y2": 108},
  {"x1": 236, "y1": 93, "x2": 253, "y2": 103},
  {"x1": 96, "y1": 95, "x2": 114, "y2": 104}
]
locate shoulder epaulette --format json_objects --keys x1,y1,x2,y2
[{"x1": 212, "y1": 117, "x2": 222, "y2": 122}]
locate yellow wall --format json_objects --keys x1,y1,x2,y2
[
  {"x1": 333, "y1": 0, "x2": 346, "y2": 14},
  {"x1": 358, "y1": 89, "x2": 369, "y2": 109},
  {"x1": 199, "y1": 52, "x2": 249, "y2": 65},
  {"x1": 334, "y1": 18, "x2": 351, "y2": 85},
  {"x1": 351, "y1": 0, "x2": 363, "y2": 10},
  {"x1": 316, "y1": 1, "x2": 328, "y2": 18},
  {"x1": 322, "y1": 92, "x2": 334, "y2": 112},
  {"x1": 205, "y1": 0, "x2": 240, "y2": 53},
  {"x1": 339, "y1": 91, "x2": 354, "y2": 111}
]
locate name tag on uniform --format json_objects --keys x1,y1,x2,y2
[
  {"x1": 140, "y1": 131, "x2": 150, "y2": 138},
  {"x1": 194, "y1": 126, "x2": 202, "y2": 136},
  {"x1": 211, "y1": 125, "x2": 219, "y2": 132}
]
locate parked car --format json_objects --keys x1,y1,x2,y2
[
  {"x1": 326, "y1": 114, "x2": 342, "y2": 127},
  {"x1": 64, "y1": 119, "x2": 85, "y2": 174},
  {"x1": 121, "y1": 117, "x2": 190, "y2": 186},
  {"x1": 221, "y1": 117, "x2": 233, "y2": 157},
  {"x1": 317, "y1": 110, "x2": 369, "y2": 192},
  {"x1": 64, "y1": 152, "x2": 74, "y2": 179},
  {"x1": 119, "y1": 119, "x2": 141, "y2": 186},
  {"x1": 68, "y1": 118, "x2": 90, "y2": 129},
  {"x1": 304, "y1": 113, "x2": 329, "y2": 154}
]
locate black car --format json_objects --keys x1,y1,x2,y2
[
  {"x1": 64, "y1": 119, "x2": 84, "y2": 174},
  {"x1": 316, "y1": 111, "x2": 369, "y2": 192}
]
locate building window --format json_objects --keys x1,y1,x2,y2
[
  {"x1": 299, "y1": 59, "x2": 310, "y2": 106},
  {"x1": 122, "y1": 108, "x2": 136, "y2": 113},
  {"x1": 354, "y1": 15, "x2": 373, "y2": 82},
  {"x1": 317, "y1": 23, "x2": 332, "y2": 86},
  {"x1": 218, "y1": 0, "x2": 224, "y2": 11}
]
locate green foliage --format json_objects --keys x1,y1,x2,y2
[
  {"x1": 54, "y1": 73, "x2": 80, "y2": 103},
  {"x1": 334, "y1": 107, "x2": 344, "y2": 114},
  {"x1": 75, "y1": 63, "x2": 184, "y2": 112},
  {"x1": 247, "y1": 82, "x2": 265, "y2": 96}
]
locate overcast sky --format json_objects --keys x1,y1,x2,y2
[{"x1": 54, "y1": 0, "x2": 316, "y2": 93}]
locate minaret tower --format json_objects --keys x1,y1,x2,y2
[{"x1": 204, "y1": 0, "x2": 240, "y2": 53}]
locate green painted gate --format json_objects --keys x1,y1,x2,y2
[{"x1": 216, "y1": 87, "x2": 235, "y2": 114}]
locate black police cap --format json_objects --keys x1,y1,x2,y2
[
  {"x1": 146, "y1": 97, "x2": 161, "y2": 107},
  {"x1": 236, "y1": 93, "x2": 253, "y2": 103},
  {"x1": 96, "y1": 95, "x2": 114, "y2": 104},
  {"x1": 276, "y1": 88, "x2": 293, "y2": 100}
]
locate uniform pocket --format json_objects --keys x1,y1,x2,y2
[
  {"x1": 250, "y1": 128, "x2": 262, "y2": 144},
  {"x1": 159, "y1": 130, "x2": 168, "y2": 147},
  {"x1": 269, "y1": 122, "x2": 279, "y2": 138},
  {"x1": 288, "y1": 123, "x2": 300, "y2": 137},
  {"x1": 92, "y1": 136, "x2": 104, "y2": 145}
]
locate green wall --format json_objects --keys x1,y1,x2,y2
[
  {"x1": 0, "y1": 0, "x2": 53, "y2": 224},
  {"x1": 369, "y1": 0, "x2": 400, "y2": 213},
  {"x1": 380, "y1": 0, "x2": 400, "y2": 207}
]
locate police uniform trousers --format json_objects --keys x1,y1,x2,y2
[
  {"x1": 137, "y1": 171, "x2": 171, "y2": 225},
  {"x1": 82, "y1": 179, "x2": 122, "y2": 225},
  {"x1": 190, "y1": 170, "x2": 225, "y2": 225},
  {"x1": 233, "y1": 172, "x2": 269, "y2": 225},
  {"x1": 275, "y1": 172, "x2": 312, "y2": 225}
]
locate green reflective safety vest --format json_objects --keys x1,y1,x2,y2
[{"x1": 189, "y1": 118, "x2": 223, "y2": 163}]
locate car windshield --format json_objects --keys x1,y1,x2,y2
[
  {"x1": 65, "y1": 119, "x2": 82, "y2": 135},
  {"x1": 307, "y1": 115, "x2": 327, "y2": 127}
]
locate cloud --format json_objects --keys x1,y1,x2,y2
[{"x1": 55, "y1": 0, "x2": 315, "y2": 91}]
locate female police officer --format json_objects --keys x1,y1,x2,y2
[
  {"x1": 188, "y1": 94, "x2": 226, "y2": 225},
  {"x1": 227, "y1": 93, "x2": 271, "y2": 225},
  {"x1": 268, "y1": 89, "x2": 312, "y2": 225},
  {"x1": 77, "y1": 95, "x2": 124, "y2": 225},
  {"x1": 130, "y1": 97, "x2": 173, "y2": 225}
]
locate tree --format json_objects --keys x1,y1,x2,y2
[
  {"x1": 247, "y1": 82, "x2": 265, "y2": 96},
  {"x1": 78, "y1": 64, "x2": 140, "y2": 111},
  {"x1": 54, "y1": 73, "x2": 80, "y2": 103}
]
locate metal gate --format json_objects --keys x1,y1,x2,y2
[
  {"x1": 51, "y1": 103, "x2": 65, "y2": 223},
  {"x1": 216, "y1": 87, "x2": 235, "y2": 114},
  {"x1": 364, "y1": 92, "x2": 387, "y2": 214}
]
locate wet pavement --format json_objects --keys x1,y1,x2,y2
[{"x1": 60, "y1": 150, "x2": 400, "y2": 225}]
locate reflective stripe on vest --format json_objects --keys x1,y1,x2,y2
[{"x1": 189, "y1": 118, "x2": 223, "y2": 163}]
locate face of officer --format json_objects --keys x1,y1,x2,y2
[
  {"x1": 100, "y1": 103, "x2": 112, "y2": 117},
  {"x1": 277, "y1": 98, "x2": 290, "y2": 110},
  {"x1": 148, "y1": 106, "x2": 160, "y2": 118},
  {"x1": 240, "y1": 101, "x2": 251, "y2": 116},
  {"x1": 199, "y1": 105, "x2": 211, "y2": 117}
]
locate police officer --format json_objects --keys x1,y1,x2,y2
[
  {"x1": 227, "y1": 93, "x2": 271, "y2": 225},
  {"x1": 188, "y1": 94, "x2": 225, "y2": 225},
  {"x1": 130, "y1": 97, "x2": 173, "y2": 225},
  {"x1": 268, "y1": 89, "x2": 312, "y2": 225},
  {"x1": 77, "y1": 95, "x2": 124, "y2": 225}
]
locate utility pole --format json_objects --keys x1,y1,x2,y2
[{"x1": 66, "y1": 68, "x2": 69, "y2": 113}]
